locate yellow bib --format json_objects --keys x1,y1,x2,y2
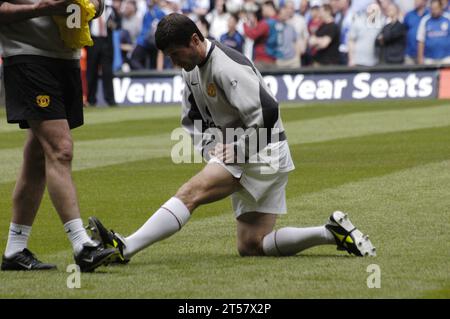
[{"x1": 53, "y1": 0, "x2": 97, "y2": 49}]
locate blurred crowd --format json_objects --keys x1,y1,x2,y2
[
  {"x1": 3, "y1": 0, "x2": 449, "y2": 106},
  {"x1": 92, "y1": 0, "x2": 450, "y2": 73},
  {"x1": 82, "y1": 0, "x2": 450, "y2": 105}
]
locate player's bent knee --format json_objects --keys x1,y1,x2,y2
[{"x1": 237, "y1": 239, "x2": 265, "y2": 257}]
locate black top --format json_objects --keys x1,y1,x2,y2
[
  {"x1": 313, "y1": 22, "x2": 340, "y2": 65},
  {"x1": 377, "y1": 21, "x2": 406, "y2": 64}
]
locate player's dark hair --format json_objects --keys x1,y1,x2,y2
[{"x1": 155, "y1": 13, "x2": 205, "y2": 51}]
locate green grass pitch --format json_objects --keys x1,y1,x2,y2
[{"x1": 0, "y1": 99, "x2": 449, "y2": 298}]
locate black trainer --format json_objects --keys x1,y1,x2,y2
[
  {"x1": 1, "y1": 248, "x2": 57, "y2": 271},
  {"x1": 74, "y1": 242, "x2": 118, "y2": 272},
  {"x1": 87, "y1": 216, "x2": 129, "y2": 264}
]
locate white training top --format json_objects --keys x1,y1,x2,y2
[{"x1": 181, "y1": 39, "x2": 294, "y2": 172}]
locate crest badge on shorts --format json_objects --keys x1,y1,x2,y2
[
  {"x1": 36, "y1": 95, "x2": 50, "y2": 108},
  {"x1": 207, "y1": 83, "x2": 216, "y2": 97}
]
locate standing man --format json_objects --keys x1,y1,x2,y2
[
  {"x1": 0, "y1": 0, "x2": 117, "y2": 271},
  {"x1": 88, "y1": 13, "x2": 376, "y2": 263},
  {"x1": 417, "y1": 0, "x2": 450, "y2": 65},
  {"x1": 376, "y1": 3, "x2": 406, "y2": 65},
  {"x1": 330, "y1": 0, "x2": 352, "y2": 65},
  {"x1": 243, "y1": 1, "x2": 280, "y2": 70},
  {"x1": 220, "y1": 14, "x2": 245, "y2": 53},
  {"x1": 276, "y1": 5, "x2": 301, "y2": 69},
  {"x1": 205, "y1": 0, "x2": 229, "y2": 41},
  {"x1": 87, "y1": 0, "x2": 122, "y2": 106},
  {"x1": 121, "y1": 0, "x2": 143, "y2": 44},
  {"x1": 347, "y1": 3, "x2": 383, "y2": 67},
  {"x1": 129, "y1": 0, "x2": 165, "y2": 70},
  {"x1": 309, "y1": 4, "x2": 340, "y2": 66},
  {"x1": 403, "y1": 0, "x2": 429, "y2": 65},
  {"x1": 283, "y1": 0, "x2": 308, "y2": 67}
]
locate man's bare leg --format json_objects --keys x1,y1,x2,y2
[
  {"x1": 28, "y1": 120, "x2": 95, "y2": 254},
  {"x1": 4, "y1": 130, "x2": 46, "y2": 258},
  {"x1": 12, "y1": 130, "x2": 46, "y2": 225},
  {"x1": 237, "y1": 212, "x2": 336, "y2": 257},
  {"x1": 122, "y1": 163, "x2": 241, "y2": 258},
  {"x1": 3, "y1": 120, "x2": 117, "y2": 272},
  {"x1": 29, "y1": 120, "x2": 79, "y2": 223}
]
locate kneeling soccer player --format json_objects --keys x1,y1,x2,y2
[{"x1": 88, "y1": 13, "x2": 376, "y2": 262}]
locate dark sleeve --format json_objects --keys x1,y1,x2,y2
[
  {"x1": 375, "y1": 30, "x2": 383, "y2": 47},
  {"x1": 315, "y1": 24, "x2": 325, "y2": 37},
  {"x1": 115, "y1": 9, "x2": 122, "y2": 29},
  {"x1": 382, "y1": 22, "x2": 406, "y2": 44},
  {"x1": 318, "y1": 23, "x2": 338, "y2": 40},
  {"x1": 331, "y1": 24, "x2": 339, "y2": 39}
]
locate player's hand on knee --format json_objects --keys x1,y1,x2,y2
[{"x1": 211, "y1": 143, "x2": 237, "y2": 164}]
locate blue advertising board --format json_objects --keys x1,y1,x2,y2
[{"x1": 96, "y1": 70, "x2": 439, "y2": 106}]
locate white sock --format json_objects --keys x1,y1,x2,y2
[
  {"x1": 263, "y1": 226, "x2": 335, "y2": 256},
  {"x1": 124, "y1": 197, "x2": 191, "y2": 258},
  {"x1": 4, "y1": 223, "x2": 32, "y2": 258},
  {"x1": 64, "y1": 218, "x2": 95, "y2": 255}
]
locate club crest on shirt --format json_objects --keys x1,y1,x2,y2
[
  {"x1": 36, "y1": 95, "x2": 50, "y2": 108},
  {"x1": 207, "y1": 83, "x2": 216, "y2": 97}
]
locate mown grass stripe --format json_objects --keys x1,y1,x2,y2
[
  {"x1": 0, "y1": 105, "x2": 449, "y2": 184},
  {"x1": 0, "y1": 134, "x2": 171, "y2": 184},
  {"x1": 1, "y1": 102, "x2": 448, "y2": 145},
  {"x1": 0, "y1": 105, "x2": 181, "y2": 133},
  {"x1": 284, "y1": 104, "x2": 450, "y2": 144},
  {"x1": 0, "y1": 100, "x2": 447, "y2": 139}
]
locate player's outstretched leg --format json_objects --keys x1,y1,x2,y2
[
  {"x1": 88, "y1": 163, "x2": 241, "y2": 263},
  {"x1": 88, "y1": 197, "x2": 190, "y2": 264},
  {"x1": 260, "y1": 211, "x2": 376, "y2": 257}
]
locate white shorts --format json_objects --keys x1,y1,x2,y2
[{"x1": 209, "y1": 140, "x2": 295, "y2": 218}]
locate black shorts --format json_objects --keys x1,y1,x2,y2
[{"x1": 3, "y1": 55, "x2": 84, "y2": 129}]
